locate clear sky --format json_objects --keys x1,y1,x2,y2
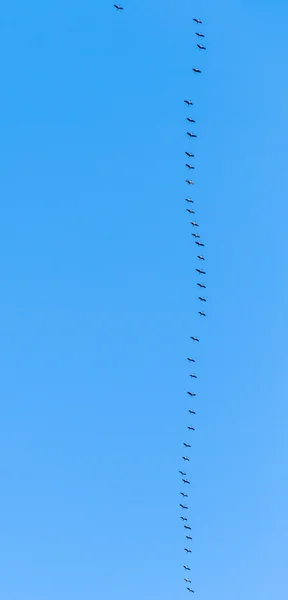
[{"x1": 0, "y1": 1, "x2": 288, "y2": 598}]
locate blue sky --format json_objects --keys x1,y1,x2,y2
[{"x1": 0, "y1": 0, "x2": 288, "y2": 598}]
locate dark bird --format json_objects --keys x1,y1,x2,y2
[
  {"x1": 183, "y1": 479, "x2": 190, "y2": 484},
  {"x1": 197, "y1": 44, "x2": 206, "y2": 50},
  {"x1": 198, "y1": 297, "x2": 206, "y2": 302},
  {"x1": 187, "y1": 117, "x2": 196, "y2": 123},
  {"x1": 184, "y1": 525, "x2": 192, "y2": 530},
  {"x1": 181, "y1": 492, "x2": 188, "y2": 498},
  {"x1": 187, "y1": 132, "x2": 197, "y2": 138},
  {"x1": 183, "y1": 566, "x2": 191, "y2": 571},
  {"x1": 193, "y1": 18, "x2": 202, "y2": 24},
  {"x1": 186, "y1": 164, "x2": 195, "y2": 170},
  {"x1": 184, "y1": 578, "x2": 191, "y2": 583},
  {"x1": 114, "y1": 4, "x2": 124, "y2": 9},
  {"x1": 185, "y1": 548, "x2": 192, "y2": 554},
  {"x1": 192, "y1": 233, "x2": 200, "y2": 238},
  {"x1": 190, "y1": 336, "x2": 199, "y2": 342},
  {"x1": 197, "y1": 255, "x2": 205, "y2": 260},
  {"x1": 185, "y1": 152, "x2": 194, "y2": 158},
  {"x1": 188, "y1": 426, "x2": 195, "y2": 431},
  {"x1": 190, "y1": 374, "x2": 197, "y2": 379},
  {"x1": 187, "y1": 358, "x2": 195, "y2": 362},
  {"x1": 196, "y1": 241, "x2": 205, "y2": 247},
  {"x1": 187, "y1": 392, "x2": 196, "y2": 397},
  {"x1": 199, "y1": 311, "x2": 206, "y2": 317},
  {"x1": 183, "y1": 443, "x2": 191, "y2": 448},
  {"x1": 181, "y1": 516, "x2": 188, "y2": 521},
  {"x1": 197, "y1": 283, "x2": 206, "y2": 289},
  {"x1": 182, "y1": 456, "x2": 190, "y2": 462},
  {"x1": 180, "y1": 503, "x2": 188, "y2": 509},
  {"x1": 196, "y1": 32, "x2": 205, "y2": 37},
  {"x1": 186, "y1": 209, "x2": 195, "y2": 214},
  {"x1": 187, "y1": 588, "x2": 195, "y2": 593},
  {"x1": 193, "y1": 68, "x2": 201, "y2": 74},
  {"x1": 196, "y1": 268, "x2": 206, "y2": 275},
  {"x1": 184, "y1": 100, "x2": 193, "y2": 106},
  {"x1": 189, "y1": 409, "x2": 196, "y2": 415},
  {"x1": 186, "y1": 180, "x2": 195, "y2": 185},
  {"x1": 179, "y1": 471, "x2": 186, "y2": 476},
  {"x1": 186, "y1": 197, "x2": 194, "y2": 203},
  {"x1": 190, "y1": 221, "x2": 198, "y2": 226},
  {"x1": 186, "y1": 535, "x2": 193, "y2": 540}
]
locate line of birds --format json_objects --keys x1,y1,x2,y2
[{"x1": 179, "y1": 14, "x2": 207, "y2": 596}]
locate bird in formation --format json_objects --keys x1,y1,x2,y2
[
  {"x1": 186, "y1": 197, "x2": 194, "y2": 203},
  {"x1": 185, "y1": 152, "x2": 194, "y2": 157},
  {"x1": 193, "y1": 18, "x2": 202, "y2": 24},
  {"x1": 197, "y1": 44, "x2": 206, "y2": 50},
  {"x1": 190, "y1": 336, "x2": 199, "y2": 342},
  {"x1": 193, "y1": 68, "x2": 201, "y2": 74},
  {"x1": 184, "y1": 100, "x2": 193, "y2": 106},
  {"x1": 186, "y1": 208, "x2": 195, "y2": 214},
  {"x1": 187, "y1": 132, "x2": 197, "y2": 138},
  {"x1": 197, "y1": 283, "x2": 206, "y2": 289},
  {"x1": 114, "y1": 4, "x2": 123, "y2": 9}
]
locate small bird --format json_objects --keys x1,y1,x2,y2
[
  {"x1": 179, "y1": 471, "x2": 186, "y2": 476},
  {"x1": 186, "y1": 180, "x2": 195, "y2": 185},
  {"x1": 198, "y1": 297, "x2": 206, "y2": 302},
  {"x1": 186, "y1": 164, "x2": 195, "y2": 170},
  {"x1": 190, "y1": 336, "x2": 199, "y2": 342},
  {"x1": 190, "y1": 221, "x2": 198, "y2": 226},
  {"x1": 193, "y1": 68, "x2": 201, "y2": 74},
  {"x1": 187, "y1": 357, "x2": 195, "y2": 362},
  {"x1": 183, "y1": 443, "x2": 191, "y2": 448},
  {"x1": 184, "y1": 525, "x2": 192, "y2": 530},
  {"x1": 193, "y1": 18, "x2": 202, "y2": 24},
  {"x1": 180, "y1": 503, "x2": 188, "y2": 509},
  {"x1": 182, "y1": 456, "x2": 190, "y2": 462},
  {"x1": 183, "y1": 565, "x2": 191, "y2": 571},
  {"x1": 199, "y1": 311, "x2": 206, "y2": 317},
  {"x1": 187, "y1": 392, "x2": 196, "y2": 397},
  {"x1": 186, "y1": 197, "x2": 194, "y2": 203},
  {"x1": 114, "y1": 4, "x2": 124, "y2": 9},
  {"x1": 196, "y1": 268, "x2": 206, "y2": 275},
  {"x1": 184, "y1": 100, "x2": 193, "y2": 106},
  {"x1": 184, "y1": 578, "x2": 191, "y2": 583},
  {"x1": 186, "y1": 209, "x2": 195, "y2": 214},
  {"x1": 181, "y1": 492, "x2": 188, "y2": 498},
  {"x1": 188, "y1": 410, "x2": 196, "y2": 416},
  {"x1": 185, "y1": 152, "x2": 194, "y2": 158},
  {"x1": 185, "y1": 548, "x2": 192, "y2": 554},
  {"x1": 183, "y1": 479, "x2": 190, "y2": 484},
  {"x1": 197, "y1": 282, "x2": 206, "y2": 289},
  {"x1": 197, "y1": 44, "x2": 206, "y2": 50},
  {"x1": 188, "y1": 426, "x2": 195, "y2": 431},
  {"x1": 186, "y1": 535, "x2": 193, "y2": 540},
  {"x1": 192, "y1": 233, "x2": 200, "y2": 238},
  {"x1": 181, "y1": 516, "x2": 188, "y2": 521},
  {"x1": 190, "y1": 374, "x2": 197, "y2": 379},
  {"x1": 197, "y1": 255, "x2": 205, "y2": 260},
  {"x1": 187, "y1": 132, "x2": 197, "y2": 138},
  {"x1": 196, "y1": 32, "x2": 205, "y2": 37},
  {"x1": 187, "y1": 117, "x2": 196, "y2": 123},
  {"x1": 196, "y1": 241, "x2": 205, "y2": 247},
  {"x1": 187, "y1": 588, "x2": 195, "y2": 593}
]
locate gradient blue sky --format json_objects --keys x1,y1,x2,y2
[{"x1": 0, "y1": 1, "x2": 288, "y2": 598}]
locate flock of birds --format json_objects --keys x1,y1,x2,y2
[
  {"x1": 179, "y1": 14, "x2": 207, "y2": 596},
  {"x1": 113, "y1": 4, "x2": 207, "y2": 595}
]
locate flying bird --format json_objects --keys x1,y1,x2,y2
[
  {"x1": 188, "y1": 426, "x2": 195, "y2": 431},
  {"x1": 185, "y1": 152, "x2": 194, "y2": 158},
  {"x1": 187, "y1": 357, "x2": 195, "y2": 362},
  {"x1": 182, "y1": 456, "x2": 190, "y2": 462},
  {"x1": 192, "y1": 233, "x2": 200, "y2": 238},
  {"x1": 189, "y1": 409, "x2": 196, "y2": 415},
  {"x1": 186, "y1": 197, "x2": 194, "y2": 203},
  {"x1": 187, "y1": 588, "x2": 195, "y2": 593},
  {"x1": 197, "y1": 283, "x2": 206, "y2": 289},
  {"x1": 186, "y1": 535, "x2": 193, "y2": 540},
  {"x1": 180, "y1": 503, "x2": 188, "y2": 509},
  {"x1": 196, "y1": 268, "x2": 206, "y2": 275},
  {"x1": 184, "y1": 578, "x2": 191, "y2": 583},
  {"x1": 179, "y1": 471, "x2": 186, "y2": 476},
  {"x1": 199, "y1": 311, "x2": 206, "y2": 317},
  {"x1": 184, "y1": 525, "x2": 192, "y2": 530},
  {"x1": 193, "y1": 18, "x2": 202, "y2": 24},
  {"x1": 186, "y1": 164, "x2": 195, "y2": 170},
  {"x1": 196, "y1": 32, "x2": 205, "y2": 37},
  {"x1": 193, "y1": 68, "x2": 201, "y2": 74},
  {"x1": 187, "y1": 392, "x2": 196, "y2": 397},
  {"x1": 190, "y1": 336, "x2": 199, "y2": 342},
  {"x1": 183, "y1": 479, "x2": 190, "y2": 484},
  {"x1": 196, "y1": 241, "x2": 205, "y2": 247},
  {"x1": 183, "y1": 443, "x2": 191, "y2": 448},
  {"x1": 197, "y1": 44, "x2": 206, "y2": 50},
  {"x1": 190, "y1": 221, "x2": 198, "y2": 226},
  {"x1": 197, "y1": 255, "x2": 205, "y2": 260},
  {"x1": 184, "y1": 100, "x2": 193, "y2": 106},
  {"x1": 187, "y1": 132, "x2": 197, "y2": 138},
  {"x1": 186, "y1": 209, "x2": 195, "y2": 214},
  {"x1": 185, "y1": 548, "x2": 192, "y2": 554},
  {"x1": 114, "y1": 4, "x2": 124, "y2": 9},
  {"x1": 198, "y1": 296, "x2": 206, "y2": 302},
  {"x1": 186, "y1": 180, "x2": 195, "y2": 185},
  {"x1": 187, "y1": 118, "x2": 196, "y2": 123},
  {"x1": 181, "y1": 516, "x2": 188, "y2": 521},
  {"x1": 183, "y1": 566, "x2": 191, "y2": 571},
  {"x1": 190, "y1": 374, "x2": 197, "y2": 379},
  {"x1": 181, "y1": 492, "x2": 188, "y2": 498}
]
